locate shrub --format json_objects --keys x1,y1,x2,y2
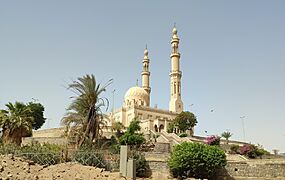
[
  {"x1": 240, "y1": 144, "x2": 269, "y2": 159},
  {"x1": 0, "y1": 143, "x2": 21, "y2": 155},
  {"x1": 179, "y1": 133, "x2": 188, "y2": 138},
  {"x1": 73, "y1": 149, "x2": 107, "y2": 168},
  {"x1": 129, "y1": 151, "x2": 148, "y2": 177},
  {"x1": 167, "y1": 122, "x2": 175, "y2": 133},
  {"x1": 21, "y1": 143, "x2": 63, "y2": 165},
  {"x1": 168, "y1": 142, "x2": 226, "y2": 179},
  {"x1": 205, "y1": 135, "x2": 220, "y2": 146},
  {"x1": 119, "y1": 118, "x2": 146, "y2": 148},
  {"x1": 109, "y1": 144, "x2": 120, "y2": 154},
  {"x1": 256, "y1": 148, "x2": 270, "y2": 157},
  {"x1": 230, "y1": 144, "x2": 240, "y2": 154},
  {"x1": 119, "y1": 133, "x2": 145, "y2": 147}
]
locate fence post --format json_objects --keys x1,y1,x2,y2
[
  {"x1": 120, "y1": 145, "x2": 129, "y2": 177},
  {"x1": 127, "y1": 158, "x2": 136, "y2": 180}
]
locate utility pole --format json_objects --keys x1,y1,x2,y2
[
  {"x1": 240, "y1": 116, "x2": 246, "y2": 142},
  {"x1": 112, "y1": 89, "x2": 116, "y2": 114}
]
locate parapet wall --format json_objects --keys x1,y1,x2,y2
[
  {"x1": 22, "y1": 137, "x2": 67, "y2": 146},
  {"x1": 32, "y1": 127, "x2": 65, "y2": 138}
]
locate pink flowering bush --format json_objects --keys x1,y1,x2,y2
[
  {"x1": 205, "y1": 135, "x2": 220, "y2": 146},
  {"x1": 240, "y1": 144, "x2": 258, "y2": 158}
]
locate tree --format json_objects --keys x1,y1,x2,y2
[
  {"x1": 119, "y1": 118, "x2": 145, "y2": 147},
  {"x1": 167, "y1": 122, "x2": 175, "y2": 133},
  {"x1": 61, "y1": 74, "x2": 112, "y2": 148},
  {"x1": 111, "y1": 121, "x2": 124, "y2": 138},
  {"x1": 174, "y1": 111, "x2": 197, "y2": 134},
  {"x1": 0, "y1": 102, "x2": 34, "y2": 145},
  {"x1": 168, "y1": 142, "x2": 226, "y2": 179},
  {"x1": 27, "y1": 102, "x2": 46, "y2": 130},
  {"x1": 221, "y1": 131, "x2": 233, "y2": 144}
]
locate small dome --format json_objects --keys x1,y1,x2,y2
[{"x1": 124, "y1": 86, "x2": 149, "y2": 107}]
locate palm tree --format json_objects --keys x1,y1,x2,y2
[
  {"x1": 62, "y1": 74, "x2": 112, "y2": 148},
  {"x1": 0, "y1": 102, "x2": 34, "y2": 145},
  {"x1": 221, "y1": 131, "x2": 233, "y2": 144}
]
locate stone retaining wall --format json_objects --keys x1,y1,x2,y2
[{"x1": 144, "y1": 152, "x2": 285, "y2": 179}]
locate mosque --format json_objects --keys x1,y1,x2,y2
[
  {"x1": 26, "y1": 26, "x2": 247, "y2": 148},
  {"x1": 107, "y1": 26, "x2": 186, "y2": 134}
]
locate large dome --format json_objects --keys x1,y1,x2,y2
[{"x1": 124, "y1": 86, "x2": 149, "y2": 107}]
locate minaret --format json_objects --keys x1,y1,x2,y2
[
  {"x1": 169, "y1": 26, "x2": 184, "y2": 113},
  {"x1": 141, "y1": 47, "x2": 151, "y2": 106}
]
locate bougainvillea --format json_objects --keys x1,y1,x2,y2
[{"x1": 205, "y1": 135, "x2": 220, "y2": 146}]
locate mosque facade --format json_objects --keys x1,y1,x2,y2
[{"x1": 107, "y1": 26, "x2": 185, "y2": 133}]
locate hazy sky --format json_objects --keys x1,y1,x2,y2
[{"x1": 1, "y1": 1, "x2": 285, "y2": 152}]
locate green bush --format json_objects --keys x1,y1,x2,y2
[
  {"x1": 168, "y1": 142, "x2": 226, "y2": 179},
  {"x1": 0, "y1": 143, "x2": 21, "y2": 155},
  {"x1": 119, "y1": 132, "x2": 145, "y2": 147},
  {"x1": 240, "y1": 144, "x2": 270, "y2": 159},
  {"x1": 129, "y1": 151, "x2": 148, "y2": 177},
  {"x1": 256, "y1": 148, "x2": 270, "y2": 157},
  {"x1": 119, "y1": 119, "x2": 145, "y2": 147},
  {"x1": 230, "y1": 144, "x2": 240, "y2": 154},
  {"x1": 21, "y1": 143, "x2": 63, "y2": 165}
]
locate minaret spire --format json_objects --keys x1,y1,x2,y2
[
  {"x1": 141, "y1": 46, "x2": 151, "y2": 106},
  {"x1": 169, "y1": 25, "x2": 184, "y2": 113}
]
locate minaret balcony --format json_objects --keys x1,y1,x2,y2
[
  {"x1": 141, "y1": 71, "x2": 150, "y2": 75},
  {"x1": 170, "y1": 52, "x2": 180, "y2": 58},
  {"x1": 169, "y1": 71, "x2": 182, "y2": 76}
]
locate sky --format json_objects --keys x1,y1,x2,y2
[{"x1": 0, "y1": 1, "x2": 285, "y2": 152}]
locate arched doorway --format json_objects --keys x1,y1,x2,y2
[
  {"x1": 159, "y1": 124, "x2": 164, "y2": 132},
  {"x1": 154, "y1": 125, "x2": 158, "y2": 132}
]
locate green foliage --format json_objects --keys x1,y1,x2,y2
[
  {"x1": 0, "y1": 143, "x2": 21, "y2": 154},
  {"x1": 179, "y1": 133, "x2": 188, "y2": 138},
  {"x1": 0, "y1": 143, "x2": 63, "y2": 165},
  {"x1": 168, "y1": 142, "x2": 226, "y2": 179},
  {"x1": 21, "y1": 143, "x2": 62, "y2": 165},
  {"x1": 221, "y1": 131, "x2": 233, "y2": 144},
  {"x1": 119, "y1": 119, "x2": 145, "y2": 147},
  {"x1": 109, "y1": 144, "x2": 120, "y2": 154},
  {"x1": 62, "y1": 74, "x2": 112, "y2": 148},
  {"x1": 129, "y1": 151, "x2": 148, "y2": 177},
  {"x1": 205, "y1": 135, "x2": 220, "y2": 146},
  {"x1": 256, "y1": 148, "x2": 270, "y2": 157},
  {"x1": 119, "y1": 133, "x2": 145, "y2": 147},
  {"x1": 167, "y1": 122, "x2": 175, "y2": 133},
  {"x1": 0, "y1": 101, "x2": 46, "y2": 145},
  {"x1": 230, "y1": 144, "x2": 240, "y2": 154},
  {"x1": 73, "y1": 149, "x2": 107, "y2": 168},
  {"x1": 239, "y1": 144, "x2": 270, "y2": 159},
  {"x1": 0, "y1": 102, "x2": 35, "y2": 145},
  {"x1": 27, "y1": 102, "x2": 46, "y2": 130},
  {"x1": 170, "y1": 111, "x2": 197, "y2": 134}
]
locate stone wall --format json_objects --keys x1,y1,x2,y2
[
  {"x1": 22, "y1": 137, "x2": 67, "y2": 146},
  {"x1": 32, "y1": 127, "x2": 65, "y2": 138},
  {"x1": 144, "y1": 152, "x2": 285, "y2": 179},
  {"x1": 218, "y1": 160, "x2": 285, "y2": 179}
]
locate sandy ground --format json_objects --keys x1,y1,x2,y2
[{"x1": 0, "y1": 155, "x2": 132, "y2": 180}]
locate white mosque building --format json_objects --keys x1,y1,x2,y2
[{"x1": 107, "y1": 26, "x2": 186, "y2": 134}]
